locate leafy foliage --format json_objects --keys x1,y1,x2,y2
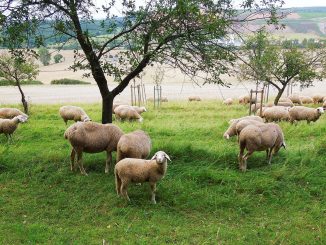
[
  {"x1": 37, "y1": 47, "x2": 51, "y2": 66},
  {"x1": 53, "y1": 53, "x2": 63, "y2": 63},
  {"x1": 51, "y1": 78, "x2": 90, "y2": 85},
  {"x1": 0, "y1": 79, "x2": 43, "y2": 86}
]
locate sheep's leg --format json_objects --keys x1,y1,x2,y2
[
  {"x1": 70, "y1": 149, "x2": 76, "y2": 171},
  {"x1": 121, "y1": 181, "x2": 130, "y2": 202},
  {"x1": 267, "y1": 148, "x2": 274, "y2": 165},
  {"x1": 150, "y1": 182, "x2": 157, "y2": 204},
  {"x1": 115, "y1": 172, "x2": 122, "y2": 196},
  {"x1": 242, "y1": 151, "x2": 254, "y2": 172},
  {"x1": 266, "y1": 149, "x2": 270, "y2": 160},
  {"x1": 76, "y1": 151, "x2": 88, "y2": 176},
  {"x1": 238, "y1": 142, "x2": 245, "y2": 171},
  {"x1": 105, "y1": 152, "x2": 112, "y2": 174}
]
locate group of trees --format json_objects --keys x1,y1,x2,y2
[
  {"x1": 0, "y1": 0, "x2": 325, "y2": 121},
  {"x1": 38, "y1": 47, "x2": 64, "y2": 65}
]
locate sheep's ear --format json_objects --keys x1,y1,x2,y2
[
  {"x1": 151, "y1": 153, "x2": 157, "y2": 160},
  {"x1": 165, "y1": 153, "x2": 171, "y2": 161}
]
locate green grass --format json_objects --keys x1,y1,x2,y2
[
  {"x1": 0, "y1": 101, "x2": 325, "y2": 244},
  {"x1": 0, "y1": 79, "x2": 43, "y2": 86},
  {"x1": 51, "y1": 78, "x2": 91, "y2": 85}
]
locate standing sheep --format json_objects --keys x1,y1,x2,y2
[
  {"x1": 0, "y1": 115, "x2": 28, "y2": 140},
  {"x1": 64, "y1": 122, "x2": 124, "y2": 175},
  {"x1": 262, "y1": 106, "x2": 290, "y2": 122},
  {"x1": 238, "y1": 123, "x2": 286, "y2": 171},
  {"x1": 116, "y1": 130, "x2": 151, "y2": 162},
  {"x1": 114, "y1": 105, "x2": 143, "y2": 122},
  {"x1": 188, "y1": 96, "x2": 201, "y2": 102},
  {"x1": 288, "y1": 94, "x2": 302, "y2": 105},
  {"x1": 312, "y1": 95, "x2": 324, "y2": 104},
  {"x1": 115, "y1": 151, "x2": 171, "y2": 204},
  {"x1": 0, "y1": 108, "x2": 28, "y2": 119},
  {"x1": 289, "y1": 106, "x2": 324, "y2": 124},
  {"x1": 223, "y1": 98, "x2": 233, "y2": 105},
  {"x1": 224, "y1": 116, "x2": 264, "y2": 139},
  {"x1": 299, "y1": 95, "x2": 313, "y2": 104},
  {"x1": 59, "y1": 106, "x2": 91, "y2": 125}
]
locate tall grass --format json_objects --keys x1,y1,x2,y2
[{"x1": 0, "y1": 101, "x2": 325, "y2": 244}]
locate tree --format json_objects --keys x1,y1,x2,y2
[
  {"x1": 1, "y1": 0, "x2": 284, "y2": 123},
  {"x1": 0, "y1": 54, "x2": 39, "y2": 113},
  {"x1": 238, "y1": 30, "x2": 326, "y2": 105},
  {"x1": 38, "y1": 47, "x2": 51, "y2": 66},
  {"x1": 53, "y1": 53, "x2": 64, "y2": 63}
]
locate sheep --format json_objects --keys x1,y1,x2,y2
[
  {"x1": 224, "y1": 115, "x2": 264, "y2": 139},
  {"x1": 288, "y1": 94, "x2": 302, "y2": 105},
  {"x1": 279, "y1": 98, "x2": 292, "y2": 103},
  {"x1": 223, "y1": 98, "x2": 233, "y2": 105},
  {"x1": 250, "y1": 103, "x2": 264, "y2": 113},
  {"x1": 0, "y1": 115, "x2": 28, "y2": 140},
  {"x1": 132, "y1": 106, "x2": 147, "y2": 115},
  {"x1": 262, "y1": 106, "x2": 290, "y2": 122},
  {"x1": 116, "y1": 130, "x2": 151, "y2": 162},
  {"x1": 115, "y1": 151, "x2": 171, "y2": 204},
  {"x1": 59, "y1": 106, "x2": 91, "y2": 125},
  {"x1": 238, "y1": 123, "x2": 286, "y2": 171},
  {"x1": 64, "y1": 121, "x2": 124, "y2": 175},
  {"x1": 112, "y1": 102, "x2": 127, "y2": 114},
  {"x1": 239, "y1": 95, "x2": 257, "y2": 105},
  {"x1": 161, "y1": 97, "x2": 168, "y2": 102},
  {"x1": 312, "y1": 95, "x2": 324, "y2": 104},
  {"x1": 289, "y1": 106, "x2": 324, "y2": 124},
  {"x1": 188, "y1": 96, "x2": 201, "y2": 102},
  {"x1": 0, "y1": 108, "x2": 28, "y2": 119},
  {"x1": 235, "y1": 119, "x2": 265, "y2": 137},
  {"x1": 277, "y1": 101, "x2": 294, "y2": 107},
  {"x1": 114, "y1": 105, "x2": 143, "y2": 122},
  {"x1": 299, "y1": 95, "x2": 313, "y2": 104},
  {"x1": 323, "y1": 100, "x2": 326, "y2": 109}
]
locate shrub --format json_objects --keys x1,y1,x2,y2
[
  {"x1": 53, "y1": 54, "x2": 64, "y2": 63},
  {"x1": 38, "y1": 47, "x2": 51, "y2": 66},
  {"x1": 0, "y1": 79, "x2": 43, "y2": 86},
  {"x1": 50, "y1": 78, "x2": 91, "y2": 85}
]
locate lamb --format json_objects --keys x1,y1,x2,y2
[
  {"x1": 224, "y1": 115, "x2": 264, "y2": 139},
  {"x1": 64, "y1": 121, "x2": 124, "y2": 175},
  {"x1": 59, "y1": 106, "x2": 91, "y2": 125},
  {"x1": 116, "y1": 130, "x2": 151, "y2": 162},
  {"x1": 223, "y1": 98, "x2": 233, "y2": 105},
  {"x1": 299, "y1": 95, "x2": 313, "y2": 104},
  {"x1": 115, "y1": 151, "x2": 171, "y2": 204},
  {"x1": 0, "y1": 108, "x2": 28, "y2": 119},
  {"x1": 312, "y1": 95, "x2": 324, "y2": 104},
  {"x1": 0, "y1": 115, "x2": 28, "y2": 140},
  {"x1": 114, "y1": 105, "x2": 143, "y2": 122},
  {"x1": 262, "y1": 106, "x2": 290, "y2": 122},
  {"x1": 288, "y1": 94, "x2": 302, "y2": 105},
  {"x1": 188, "y1": 96, "x2": 201, "y2": 102},
  {"x1": 289, "y1": 106, "x2": 324, "y2": 124},
  {"x1": 132, "y1": 106, "x2": 147, "y2": 114},
  {"x1": 238, "y1": 123, "x2": 286, "y2": 171}
]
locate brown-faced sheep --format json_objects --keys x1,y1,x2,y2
[
  {"x1": 312, "y1": 95, "x2": 324, "y2": 104},
  {"x1": 114, "y1": 105, "x2": 143, "y2": 122},
  {"x1": 188, "y1": 96, "x2": 201, "y2": 102},
  {"x1": 223, "y1": 98, "x2": 233, "y2": 105},
  {"x1": 64, "y1": 122, "x2": 124, "y2": 175},
  {"x1": 0, "y1": 108, "x2": 28, "y2": 119},
  {"x1": 299, "y1": 95, "x2": 313, "y2": 104},
  {"x1": 238, "y1": 123, "x2": 286, "y2": 171},
  {"x1": 115, "y1": 151, "x2": 171, "y2": 204},
  {"x1": 289, "y1": 106, "x2": 324, "y2": 124},
  {"x1": 224, "y1": 116, "x2": 264, "y2": 139},
  {"x1": 288, "y1": 94, "x2": 302, "y2": 105},
  {"x1": 262, "y1": 106, "x2": 290, "y2": 122},
  {"x1": 116, "y1": 130, "x2": 151, "y2": 162},
  {"x1": 0, "y1": 115, "x2": 28, "y2": 140},
  {"x1": 59, "y1": 106, "x2": 91, "y2": 125}
]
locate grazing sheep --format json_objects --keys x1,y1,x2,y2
[
  {"x1": 279, "y1": 98, "x2": 292, "y2": 103},
  {"x1": 277, "y1": 101, "x2": 294, "y2": 107},
  {"x1": 0, "y1": 108, "x2": 28, "y2": 119},
  {"x1": 250, "y1": 103, "x2": 264, "y2": 113},
  {"x1": 115, "y1": 151, "x2": 171, "y2": 204},
  {"x1": 64, "y1": 122, "x2": 124, "y2": 175},
  {"x1": 59, "y1": 106, "x2": 91, "y2": 125},
  {"x1": 239, "y1": 95, "x2": 257, "y2": 105},
  {"x1": 223, "y1": 98, "x2": 233, "y2": 105},
  {"x1": 224, "y1": 116, "x2": 264, "y2": 139},
  {"x1": 114, "y1": 105, "x2": 143, "y2": 122},
  {"x1": 116, "y1": 130, "x2": 151, "y2": 162},
  {"x1": 288, "y1": 94, "x2": 302, "y2": 105},
  {"x1": 299, "y1": 95, "x2": 313, "y2": 104},
  {"x1": 312, "y1": 95, "x2": 324, "y2": 104},
  {"x1": 188, "y1": 96, "x2": 201, "y2": 102},
  {"x1": 161, "y1": 97, "x2": 168, "y2": 102},
  {"x1": 132, "y1": 106, "x2": 147, "y2": 114},
  {"x1": 262, "y1": 106, "x2": 290, "y2": 122},
  {"x1": 0, "y1": 115, "x2": 28, "y2": 140},
  {"x1": 112, "y1": 102, "x2": 127, "y2": 114},
  {"x1": 235, "y1": 119, "x2": 265, "y2": 136},
  {"x1": 238, "y1": 123, "x2": 286, "y2": 171},
  {"x1": 289, "y1": 106, "x2": 324, "y2": 124}
]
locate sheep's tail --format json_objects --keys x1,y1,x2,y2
[{"x1": 115, "y1": 168, "x2": 121, "y2": 196}]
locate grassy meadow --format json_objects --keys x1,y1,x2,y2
[{"x1": 0, "y1": 101, "x2": 325, "y2": 244}]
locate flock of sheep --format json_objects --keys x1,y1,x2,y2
[{"x1": 0, "y1": 93, "x2": 324, "y2": 202}]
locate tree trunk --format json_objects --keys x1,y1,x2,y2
[
  {"x1": 274, "y1": 85, "x2": 286, "y2": 105},
  {"x1": 102, "y1": 93, "x2": 114, "y2": 124},
  {"x1": 16, "y1": 82, "x2": 28, "y2": 114}
]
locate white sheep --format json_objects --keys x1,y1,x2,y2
[
  {"x1": 299, "y1": 95, "x2": 313, "y2": 104},
  {"x1": 262, "y1": 106, "x2": 290, "y2": 122},
  {"x1": 132, "y1": 106, "x2": 147, "y2": 115},
  {"x1": 238, "y1": 123, "x2": 286, "y2": 171},
  {"x1": 188, "y1": 96, "x2": 201, "y2": 102},
  {"x1": 0, "y1": 115, "x2": 28, "y2": 140},
  {"x1": 114, "y1": 105, "x2": 143, "y2": 122},
  {"x1": 288, "y1": 94, "x2": 302, "y2": 105},
  {"x1": 115, "y1": 151, "x2": 171, "y2": 204},
  {"x1": 224, "y1": 115, "x2": 264, "y2": 139},
  {"x1": 223, "y1": 98, "x2": 233, "y2": 105},
  {"x1": 289, "y1": 106, "x2": 324, "y2": 124},
  {"x1": 0, "y1": 108, "x2": 28, "y2": 119},
  {"x1": 64, "y1": 121, "x2": 124, "y2": 175},
  {"x1": 59, "y1": 106, "x2": 91, "y2": 125},
  {"x1": 312, "y1": 95, "x2": 324, "y2": 104},
  {"x1": 116, "y1": 130, "x2": 151, "y2": 162}
]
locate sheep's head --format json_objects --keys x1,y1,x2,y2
[
  {"x1": 138, "y1": 117, "x2": 144, "y2": 123},
  {"x1": 16, "y1": 115, "x2": 28, "y2": 123},
  {"x1": 140, "y1": 107, "x2": 147, "y2": 113},
  {"x1": 317, "y1": 107, "x2": 324, "y2": 114},
  {"x1": 82, "y1": 116, "x2": 91, "y2": 122},
  {"x1": 223, "y1": 132, "x2": 230, "y2": 140},
  {"x1": 151, "y1": 151, "x2": 171, "y2": 164}
]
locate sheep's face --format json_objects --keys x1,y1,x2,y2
[
  {"x1": 140, "y1": 107, "x2": 147, "y2": 112},
  {"x1": 223, "y1": 133, "x2": 230, "y2": 140},
  {"x1": 16, "y1": 115, "x2": 28, "y2": 123},
  {"x1": 317, "y1": 107, "x2": 324, "y2": 114},
  {"x1": 82, "y1": 116, "x2": 91, "y2": 122},
  {"x1": 151, "y1": 151, "x2": 171, "y2": 164}
]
